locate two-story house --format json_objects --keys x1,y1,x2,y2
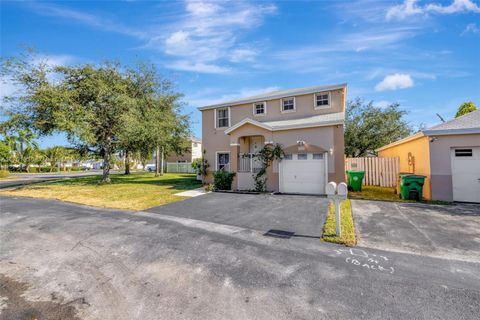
[{"x1": 199, "y1": 83, "x2": 347, "y2": 194}]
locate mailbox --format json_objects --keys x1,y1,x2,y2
[
  {"x1": 326, "y1": 182, "x2": 337, "y2": 195},
  {"x1": 337, "y1": 182, "x2": 348, "y2": 197},
  {"x1": 326, "y1": 181, "x2": 348, "y2": 237}
]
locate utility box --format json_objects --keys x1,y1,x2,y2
[{"x1": 399, "y1": 174, "x2": 426, "y2": 201}]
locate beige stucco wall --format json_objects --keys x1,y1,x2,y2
[
  {"x1": 378, "y1": 136, "x2": 432, "y2": 199},
  {"x1": 429, "y1": 134, "x2": 480, "y2": 201},
  {"x1": 228, "y1": 89, "x2": 345, "y2": 123}
]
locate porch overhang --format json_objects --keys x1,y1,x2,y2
[{"x1": 224, "y1": 118, "x2": 272, "y2": 135}]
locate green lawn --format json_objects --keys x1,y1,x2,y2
[
  {"x1": 322, "y1": 199, "x2": 356, "y2": 246},
  {"x1": 348, "y1": 185, "x2": 452, "y2": 205},
  {"x1": 0, "y1": 173, "x2": 202, "y2": 210},
  {"x1": 348, "y1": 185, "x2": 407, "y2": 202}
]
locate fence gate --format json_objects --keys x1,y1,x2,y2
[{"x1": 345, "y1": 157, "x2": 400, "y2": 187}]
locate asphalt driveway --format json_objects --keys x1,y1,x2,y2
[
  {"x1": 146, "y1": 192, "x2": 329, "y2": 237},
  {"x1": 353, "y1": 200, "x2": 480, "y2": 262}
]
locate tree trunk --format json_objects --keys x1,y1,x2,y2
[
  {"x1": 102, "y1": 141, "x2": 112, "y2": 183},
  {"x1": 155, "y1": 145, "x2": 160, "y2": 177},
  {"x1": 124, "y1": 150, "x2": 130, "y2": 175},
  {"x1": 160, "y1": 146, "x2": 164, "y2": 176}
]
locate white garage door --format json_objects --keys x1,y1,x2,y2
[
  {"x1": 279, "y1": 153, "x2": 326, "y2": 195},
  {"x1": 451, "y1": 147, "x2": 480, "y2": 203}
]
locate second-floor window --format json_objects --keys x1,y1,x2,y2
[
  {"x1": 216, "y1": 108, "x2": 229, "y2": 128},
  {"x1": 253, "y1": 102, "x2": 266, "y2": 116},
  {"x1": 315, "y1": 93, "x2": 330, "y2": 108},
  {"x1": 282, "y1": 98, "x2": 295, "y2": 112}
]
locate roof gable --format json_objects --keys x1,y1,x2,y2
[{"x1": 224, "y1": 118, "x2": 272, "y2": 134}]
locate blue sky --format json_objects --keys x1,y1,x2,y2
[{"x1": 1, "y1": 0, "x2": 479, "y2": 147}]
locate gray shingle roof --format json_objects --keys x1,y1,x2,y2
[
  {"x1": 423, "y1": 110, "x2": 480, "y2": 135},
  {"x1": 198, "y1": 83, "x2": 347, "y2": 110},
  {"x1": 224, "y1": 112, "x2": 345, "y2": 134},
  {"x1": 263, "y1": 112, "x2": 345, "y2": 129}
]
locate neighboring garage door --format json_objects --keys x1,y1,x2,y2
[
  {"x1": 279, "y1": 153, "x2": 326, "y2": 195},
  {"x1": 451, "y1": 147, "x2": 480, "y2": 203}
]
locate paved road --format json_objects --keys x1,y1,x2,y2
[
  {"x1": 1, "y1": 196, "x2": 479, "y2": 319},
  {"x1": 353, "y1": 200, "x2": 480, "y2": 262},
  {"x1": 0, "y1": 170, "x2": 109, "y2": 189}
]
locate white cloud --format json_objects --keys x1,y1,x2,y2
[
  {"x1": 426, "y1": 0, "x2": 480, "y2": 14},
  {"x1": 25, "y1": 1, "x2": 276, "y2": 74},
  {"x1": 160, "y1": 0, "x2": 276, "y2": 73},
  {"x1": 375, "y1": 73, "x2": 414, "y2": 91},
  {"x1": 229, "y1": 48, "x2": 258, "y2": 63},
  {"x1": 386, "y1": 0, "x2": 424, "y2": 21},
  {"x1": 27, "y1": 2, "x2": 145, "y2": 38},
  {"x1": 167, "y1": 61, "x2": 231, "y2": 74},
  {"x1": 386, "y1": 0, "x2": 480, "y2": 20},
  {"x1": 461, "y1": 22, "x2": 480, "y2": 34}
]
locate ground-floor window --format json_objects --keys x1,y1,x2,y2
[{"x1": 217, "y1": 152, "x2": 230, "y2": 171}]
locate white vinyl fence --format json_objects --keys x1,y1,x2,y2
[
  {"x1": 165, "y1": 162, "x2": 195, "y2": 173},
  {"x1": 345, "y1": 157, "x2": 400, "y2": 187}
]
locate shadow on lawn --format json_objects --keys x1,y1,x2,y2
[{"x1": 46, "y1": 173, "x2": 202, "y2": 191}]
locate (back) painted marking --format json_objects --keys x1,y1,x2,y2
[{"x1": 335, "y1": 248, "x2": 394, "y2": 274}]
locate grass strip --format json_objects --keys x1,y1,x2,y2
[{"x1": 322, "y1": 199, "x2": 356, "y2": 246}]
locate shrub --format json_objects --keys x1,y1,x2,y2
[
  {"x1": 0, "y1": 170, "x2": 9, "y2": 178},
  {"x1": 213, "y1": 171, "x2": 236, "y2": 191}
]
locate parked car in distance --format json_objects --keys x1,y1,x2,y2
[{"x1": 145, "y1": 164, "x2": 156, "y2": 172}]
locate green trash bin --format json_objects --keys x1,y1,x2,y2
[
  {"x1": 346, "y1": 170, "x2": 365, "y2": 191},
  {"x1": 399, "y1": 174, "x2": 426, "y2": 201}
]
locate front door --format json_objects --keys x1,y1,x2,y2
[{"x1": 249, "y1": 136, "x2": 263, "y2": 154}]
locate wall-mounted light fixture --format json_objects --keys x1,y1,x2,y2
[{"x1": 429, "y1": 137, "x2": 438, "y2": 143}]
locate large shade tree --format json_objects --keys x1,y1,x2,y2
[
  {"x1": 117, "y1": 64, "x2": 190, "y2": 176},
  {"x1": 1, "y1": 52, "x2": 190, "y2": 181},
  {"x1": 344, "y1": 99, "x2": 412, "y2": 157}
]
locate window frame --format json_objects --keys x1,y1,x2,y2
[
  {"x1": 214, "y1": 107, "x2": 231, "y2": 129},
  {"x1": 314, "y1": 92, "x2": 330, "y2": 109},
  {"x1": 215, "y1": 151, "x2": 231, "y2": 171},
  {"x1": 252, "y1": 101, "x2": 267, "y2": 116},
  {"x1": 297, "y1": 153, "x2": 308, "y2": 160},
  {"x1": 281, "y1": 97, "x2": 296, "y2": 113},
  {"x1": 454, "y1": 149, "x2": 473, "y2": 157}
]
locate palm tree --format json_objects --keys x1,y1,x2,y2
[
  {"x1": 10, "y1": 130, "x2": 39, "y2": 172},
  {"x1": 45, "y1": 146, "x2": 67, "y2": 171}
]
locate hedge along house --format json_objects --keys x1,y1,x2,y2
[
  {"x1": 377, "y1": 110, "x2": 480, "y2": 203},
  {"x1": 199, "y1": 84, "x2": 347, "y2": 194}
]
